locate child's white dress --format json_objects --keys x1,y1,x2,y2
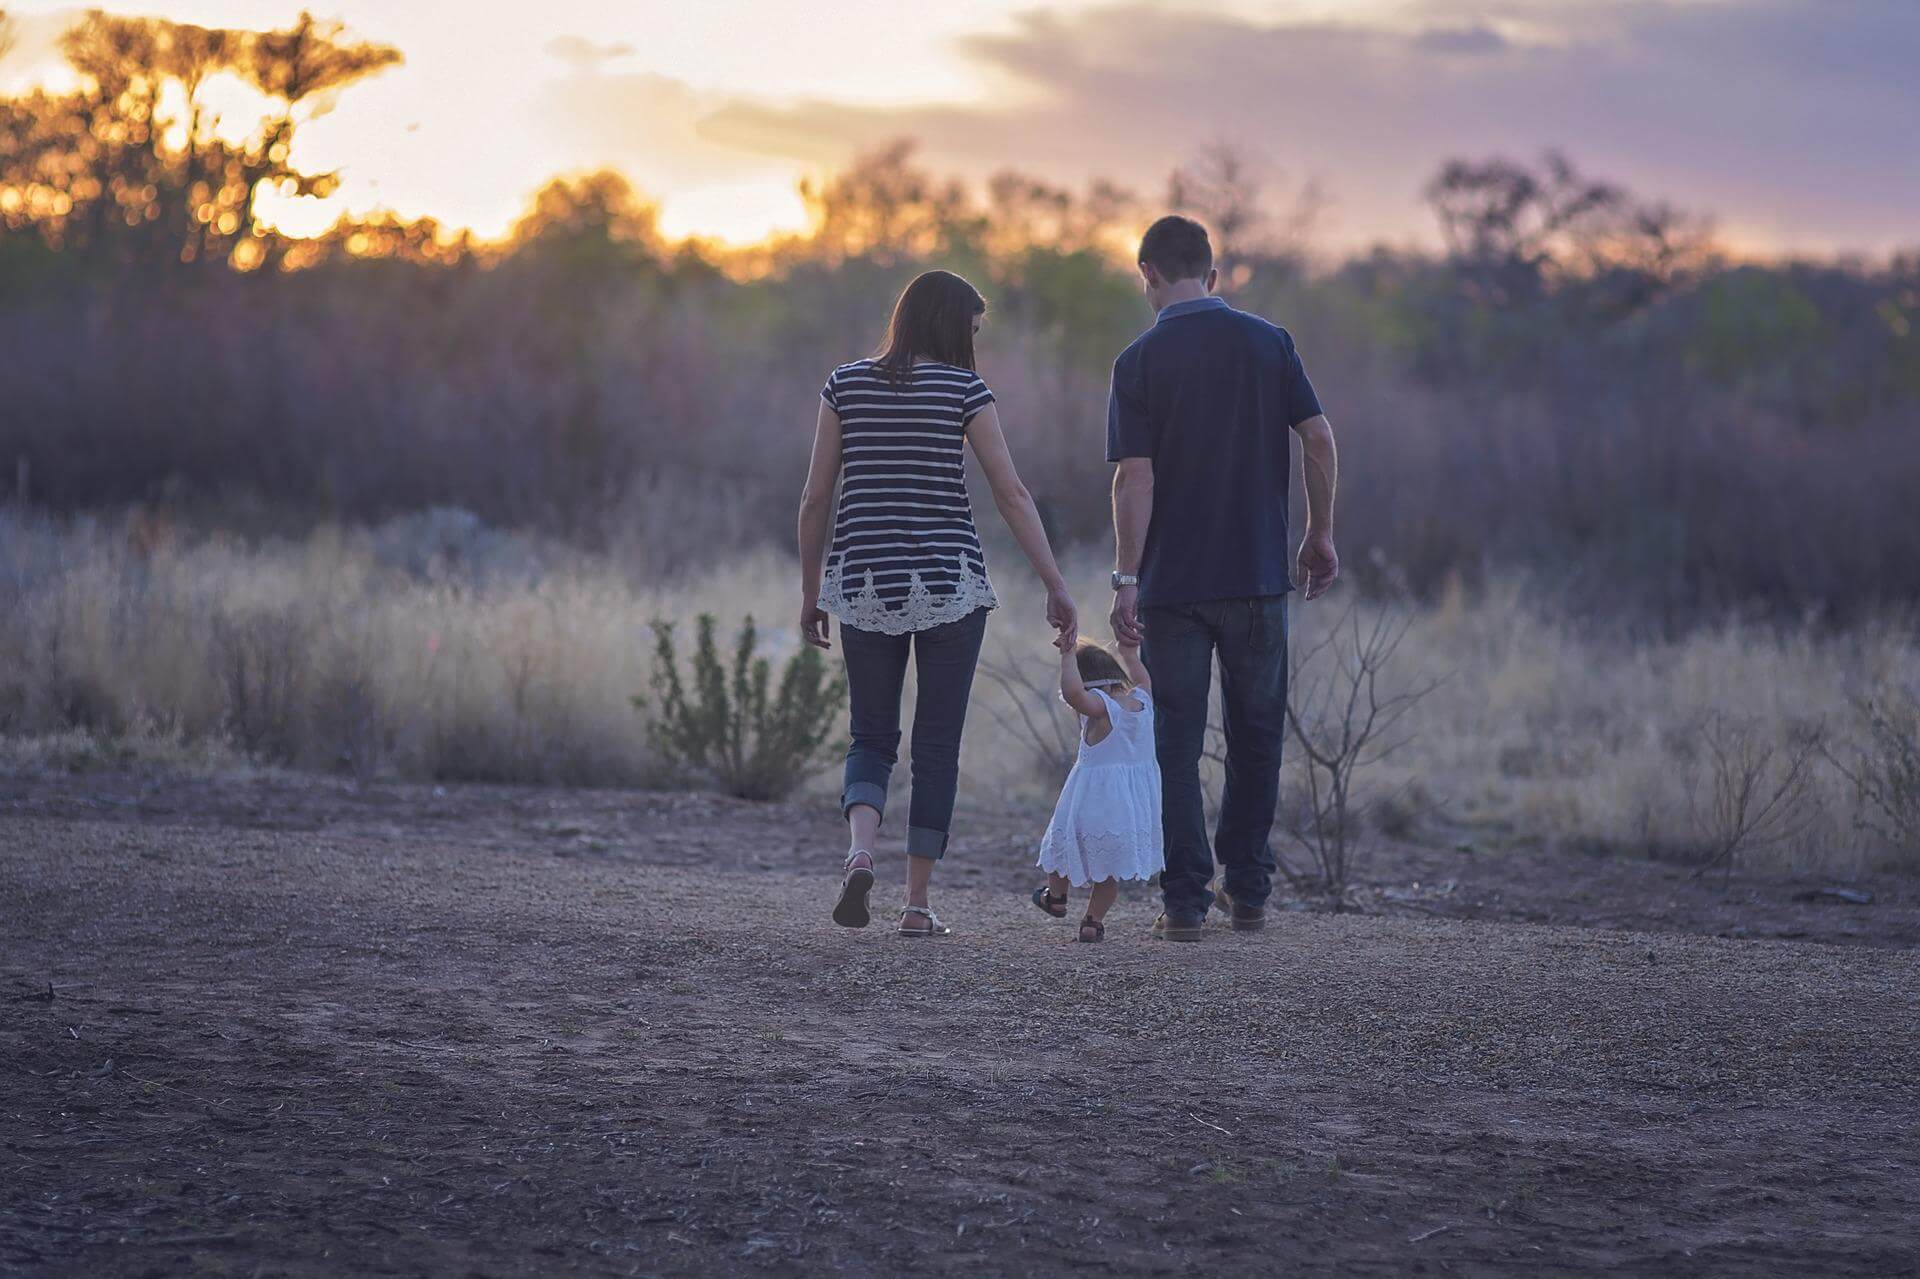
[{"x1": 1036, "y1": 688, "x2": 1164, "y2": 886}]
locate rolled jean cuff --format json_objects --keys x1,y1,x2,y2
[
  {"x1": 842, "y1": 781, "x2": 888, "y2": 821},
  {"x1": 905, "y1": 825, "x2": 948, "y2": 859}
]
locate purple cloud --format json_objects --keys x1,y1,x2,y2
[{"x1": 691, "y1": 0, "x2": 1920, "y2": 252}]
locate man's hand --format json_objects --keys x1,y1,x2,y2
[
  {"x1": 1110, "y1": 583, "x2": 1143, "y2": 645},
  {"x1": 800, "y1": 601, "x2": 832, "y2": 650},
  {"x1": 1296, "y1": 531, "x2": 1339, "y2": 600}
]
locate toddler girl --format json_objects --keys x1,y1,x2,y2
[{"x1": 1031, "y1": 637, "x2": 1163, "y2": 941}]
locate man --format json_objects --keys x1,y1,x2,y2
[{"x1": 1107, "y1": 215, "x2": 1340, "y2": 942}]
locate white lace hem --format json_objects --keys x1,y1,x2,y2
[
  {"x1": 820, "y1": 561, "x2": 999, "y2": 635},
  {"x1": 1036, "y1": 828, "x2": 1164, "y2": 887}
]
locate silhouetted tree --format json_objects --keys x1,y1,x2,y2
[
  {"x1": 510, "y1": 170, "x2": 660, "y2": 250},
  {"x1": 1425, "y1": 150, "x2": 1710, "y2": 313},
  {"x1": 985, "y1": 171, "x2": 1136, "y2": 258},
  {"x1": 1168, "y1": 143, "x2": 1263, "y2": 263},
  {"x1": 0, "y1": 10, "x2": 399, "y2": 270},
  {"x1": 1167, "y1": 141, "x2": 1319, "y2": 288},
  {"x1": 796, "y1": 140, "x2": 981, "y2": 265},
  {"x1": 283, "y1": 209, "x2": 475, "y2": 269}
]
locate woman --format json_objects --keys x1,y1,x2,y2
[{"x1": 797, "y1": 269, "x2": 1077, "y2": 936}]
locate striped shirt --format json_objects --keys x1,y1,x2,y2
[{"x1": 817, "y1": 359, "x2": 1000, "y2": 635}]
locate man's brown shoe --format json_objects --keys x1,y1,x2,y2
[
  {"x1": 1152, "y1": 912, "x2": 1206, "y2": 942},
  {"x1": 1214, "y1": 887, "x2": 1267, "y2": 932}
]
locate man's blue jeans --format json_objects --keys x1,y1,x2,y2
[
  {"x1": 1142, "y1": 596, "x2": 1288, "y2": 917},
  {"x1": 839, "y1": 608, "x2": 989, "y2": 859}
]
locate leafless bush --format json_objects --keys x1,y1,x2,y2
[
  {"x1": 976, "y1": 645, "x2": 1079, "y2": 791},
  {"x1": 212, "y1": 611, "x2": 308, "y2": 762},
  {"x1": 1823, "y1": 692, "x2": 1920, "y2": 866},
  {"x1": 1685, "y1": 712, "x2": 1822, "y2": 882},
  {"x1": 1279, "y1": 606, "x2": 1440, "y2": 905},
  {"x1": 309, "y1": 650, "x2": 389, "y2": 781}
]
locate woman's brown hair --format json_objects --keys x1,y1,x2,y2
[
  {"x1": 1074, "y1": 639, "x2": 1130, "y2": 688},
  {"x1": 874, "y1": 270, "x2": 986, "y2": 385}
]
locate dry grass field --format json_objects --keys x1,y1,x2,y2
[{"x1": 3, "y1": 508, "x2": 1915, "y2": 882}]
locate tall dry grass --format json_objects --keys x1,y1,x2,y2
[{"x1": 1, "y1": 507, "x2": 1913, "y2": 877}]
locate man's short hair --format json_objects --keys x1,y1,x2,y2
[{"x1": 1138, "y1": 215, "x2": 1212, "y2": 281}]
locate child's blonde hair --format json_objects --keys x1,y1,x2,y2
[{"x1": 1074, "y1": 639, "x2": 1130, "y2": 688}]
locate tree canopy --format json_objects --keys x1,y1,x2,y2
[{"x1": 0, "y1": 9, "x2": 399, "y2": 269}]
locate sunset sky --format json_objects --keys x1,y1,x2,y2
[{"x1": 2, "y1": 0, "x2": 1915, "y2": 254}]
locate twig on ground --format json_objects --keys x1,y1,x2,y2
[
  {"x1": 1408, "y1": 1224, "x2": 1453, "y2": 1244},
  {"x1": 1190, "y1": 1113, "x2": 1235, "y2": 1137}
]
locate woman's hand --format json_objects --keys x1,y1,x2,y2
[
  {"x1": 801, "y1": 601, "x2": 832, "y2": 650},
  {"x1": 1045, "y1": 582, "x2": 1078, "y2": 650}
]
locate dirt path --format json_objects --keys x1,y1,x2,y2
[{"x1": 3, "y1": 778, "x2": 1917, "y2": 1276}]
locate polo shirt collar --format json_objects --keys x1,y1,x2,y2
[{"x1": 1155, "y1": 295, "x2": 1229, "y2": 324}]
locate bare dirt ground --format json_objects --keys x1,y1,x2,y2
[{"x1": 3, "y1": 772, "x2": 1918, "y2": 1276}]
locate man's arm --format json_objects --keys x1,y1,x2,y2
[
  {"x1": 1110, "y1": 458, "x2": 1153, "y2": 643},
  {"x1": 1290, "y1": 413, "x2": 1339, "y2": 599}
]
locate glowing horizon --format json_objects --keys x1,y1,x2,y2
[{"x1": 2, "y1": 0, "x2": 1916, "y2": 258}]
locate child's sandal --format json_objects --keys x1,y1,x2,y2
[
  {"x1": 1031, "y1": 885, "x2": 1068, "y2": 918},
  {"x1": 1077, "y1": 916, "x2": 1105, "y2": 943}
]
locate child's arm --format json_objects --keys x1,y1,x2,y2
[
  {"x1": 1117, "y1": 638, "x2": 1152, "y2": 693},
  {"x1": 1058, "y1": 644, "x2": 1109, "y2": 719}
]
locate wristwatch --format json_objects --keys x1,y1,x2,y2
[{"x1": 1110, "y1": 571, "x2": 1139, "y2": 590}]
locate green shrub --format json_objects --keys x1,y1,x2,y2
[{"x1": 638, "y1": 614, "x2": 845, "y2": 801}]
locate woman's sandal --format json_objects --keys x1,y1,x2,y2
[
  {"x1": 897, "y1": 905, "x2": 952, "y2": 938},
  {"x1": 1031, "y1": 885, "x2": 1068, "y2": 918},
  {"x1": 833, "y1": 850, "x2": 876, "y2": 928},
  {"x1": 1077, "y1": 916, "x2": 1106, "y2": 944}
]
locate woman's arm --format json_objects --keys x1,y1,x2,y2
[
  {"x1": 1058, "y1": 643, "x2": 1108, "y2": 719},
  {"x1": 1116, "y1": 638, "x2": 1151, "y2": 693},
  {"x1": 797, "y1": 399, "x2": 841, "y2": 649},
  {"x1": 964, "y1": 403, "x2": 1077, "y2": 647}
]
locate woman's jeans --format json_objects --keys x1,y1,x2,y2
[
  {"x1": 839, "y1": 608, "x2": 989, "y2": 859},
  {"x1": 1141, "y1": 595, "x2": 1289, "y2": 918}
]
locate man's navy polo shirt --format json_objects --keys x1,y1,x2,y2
[{"x1": 1106, "y1": 295, "x2": 1324, "y2": 608}]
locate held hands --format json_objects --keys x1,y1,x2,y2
[
  {"x1": 1296, "y1": 530, "x2": 1340, "y2": 600},
  {"x1": 1109, "y1": 583, "x2": 1143, "y2": 646},
  {"x1": 1046, "y1": 582, "x2": 1079, "y2": 650}
]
